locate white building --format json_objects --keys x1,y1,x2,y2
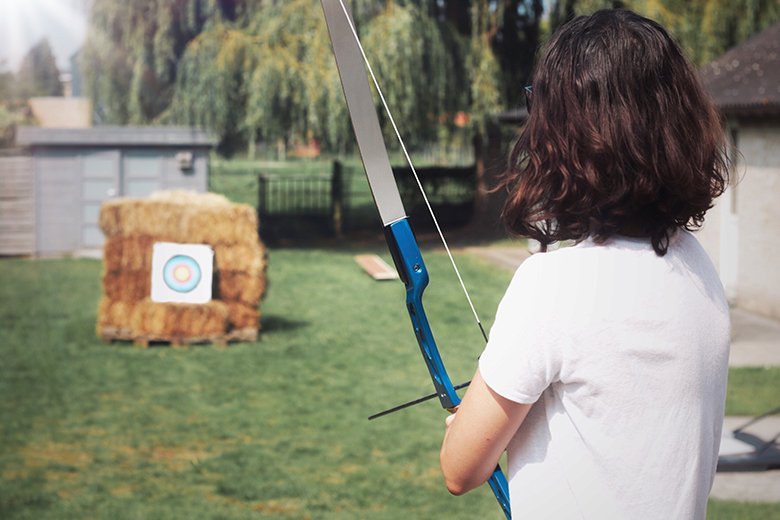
[{"x1": 699, "y1": 22, "x2": 780, "y2": 320}]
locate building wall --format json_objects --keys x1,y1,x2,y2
[
  {"x1": 33, "y1": 146, "x2": 210, "y2": 255},
  {"x1": 735, "y1": 122, "x2": 780, "y2": 319},
  {"x1": 695, "y1": 194, "x2": 721, "y2": 280},
  {"x1": 28, "y1": 98, "x2": 92, "y2": 129},
  {"x1": 697, "y1": 120, "x2": 780, "y2": 319}
]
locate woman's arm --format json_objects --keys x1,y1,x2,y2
[{"x1": 440, "y1": 368, "x2": 532, "y2": 495}]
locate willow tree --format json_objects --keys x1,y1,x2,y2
[
  {"x1": 81, "y1": 0, "x2": 245, "y2": 123},
  {"x1": 166, "y1": 0, "x2": 470, "y2": 157},
  {"x1": 82, "y1": 0, "x2": 543, "y2": 164},
  {"x1": 643, "y1": 0, "x2": 780, "y2": 65},
  {"x1": 163, "y1": 0, "x2": 342, "y2": 156},
  {"x1": 165, "y1": 25, "x2": 258, "y2": 155},
  {"x1": 548, "y1": 0, "x2": 780, "y2": 65},
  {"x1": 362, "y1": 2, "x2": 468, "y2": 146},
  {"x1": 243, "y1": 0, "x2": 343, "y2": 157},
  {"x1": 246, "y1": 0, "x2": 469, "y2": 156}
]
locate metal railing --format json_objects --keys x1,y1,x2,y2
[{"x1": 257, "y1": 161, "x2": 345, "y2": 239}]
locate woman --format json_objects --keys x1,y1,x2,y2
[{"x1": 440, "y1": 9, "x2": 730, "y2": 519}]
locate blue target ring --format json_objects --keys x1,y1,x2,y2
[{"x1": 162, "y1": 255, "x2": 202, "y2": 293}]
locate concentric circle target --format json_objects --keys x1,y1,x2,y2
[{"x1": 162, "y1": 255, "x2": 202, "y2": 293}]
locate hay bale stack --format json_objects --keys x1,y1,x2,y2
[{"x1": 97, "y1": 190, "x2": 267, "y2": 345}]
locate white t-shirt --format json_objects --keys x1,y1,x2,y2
[{"x1": 479, "y1": 230, "x2": 730, "y2": 519}]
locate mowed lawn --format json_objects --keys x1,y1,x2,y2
[{"x1": 1, "y1": 250, "x2": 778, "y2": 519}]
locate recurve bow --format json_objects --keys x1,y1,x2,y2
[{"x1": 321, "y1": 1, "x2": 511, "y2": 517}]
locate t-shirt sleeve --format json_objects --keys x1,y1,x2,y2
[{"x1": 479, "y1": 254, "x2": 564, "y2": 404}]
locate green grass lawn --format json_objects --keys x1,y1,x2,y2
[
  {"x1": 725, "y1": 367, "x2": 780, "y2": 416},
  {"x1": 1, "y1": 252, "x2": 778, "y2": 519}
]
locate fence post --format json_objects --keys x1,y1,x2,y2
[
  {"x1": 331, "y1": 160, "x2": 343, "y2": 237},
  {"x1": 257, "y1": 173, "x2": 267, "y2": 234}
]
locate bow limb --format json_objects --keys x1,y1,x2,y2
[{"x1": 321, "y1": 1, "x2": 511, "y2": 517}]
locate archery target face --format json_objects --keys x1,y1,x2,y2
[{"x1": 151, "y1": 242, "x2": 213, "y2": 304}]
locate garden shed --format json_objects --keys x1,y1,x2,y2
[{"x1": 6, "y1": 126, "x2": 215, "y2": 256}]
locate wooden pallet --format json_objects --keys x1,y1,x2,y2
[
  {"x1": 99, "y1": 326, "x2": 258, "y2": 348},
  {"x1": 354, "y1": 254, "x2": 399, "y2": 280}
]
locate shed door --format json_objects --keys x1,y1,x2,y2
[
  {"x1": 36, "y1": 151, "x2": 80, "y2": 255},
  {"x1": 81, "y1": 150, "x2": 120, "y2": 249},
  {"x1": 122, "y1": 150, "x2": 162, "y2": 198}
]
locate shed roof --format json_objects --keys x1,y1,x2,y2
[
  {"x1": 700, "y1": 22, "x2": 780, "y2": 117},
  {"x1": 16, "y1": 126, "x2": 217, "y2": 148}
]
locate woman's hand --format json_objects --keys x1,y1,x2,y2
[{"x1": 440, "y1": 368, "x2": 532, "y2": 495}]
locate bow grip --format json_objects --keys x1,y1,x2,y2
[
  {"x1": 385, "y1": 218, "x2": 460, "y2": 411},
  {"x1": 487, "y1": 466, "x2": 512, "y2": 519}
]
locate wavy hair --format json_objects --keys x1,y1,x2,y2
[{"x1": 501, "y1": 9, "x2": 729, "y2": 255}]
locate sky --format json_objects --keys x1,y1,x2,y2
[{"x1": 0, "y1": 0, "x2": 88, "y2": 73}]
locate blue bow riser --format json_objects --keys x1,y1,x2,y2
[
  {"x1": 385, "y1": 217, "x2": 512, "y2": 519},
  {"x1": 385, "y1": 217, "x2": 460, "y2": 410}
]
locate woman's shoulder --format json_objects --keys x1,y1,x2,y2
[
  {"x1": 514, "y1": 238, "x2": 615, "y2": 274},
  {"x1": 510, "y1": 235, "x2": 669, "y2": 296}
]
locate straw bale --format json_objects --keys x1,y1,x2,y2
[
  {"x1": 100, "y1": 199, "x2": 180, "y2": 240},
  {"x1": 149, "y1": 190, "x2": 231, "y2": 206},
  {"x1": 130, "y1": 299, "x2": 228, "y2": 337},
  {"x1": 213, "y1": 242, "x2": 267, "y2": 272},
  {"x1": 102, "y1": 270, "x2": 150, "y2": 302},
  {"x1": 184, "y1": 205, "x2": 257, "y2": 244},
  {"x1": 98, "y1": 190, "x2": 266, "y2": 344},
  {"x1": 98, "y1": 201, "x2": 121, "y2": 236},
  {"x1": 97, "y1": 298, "x2": 135, "y2": 330},
  {"x1": 103, "y1": 236, "x2": 156, "y2": 272},
  {"x1": 227, "y1": 328, "x2": 258, "y2": 342},
  {"x1": 226, "y1": 302, "x2": 260, "y2": 330},
  {"x1": 100, "y1": 192, "x2": 258, "y2": 245},
  {"x1": 217, "y1": 270, "x2": 266, "y2": 305}
]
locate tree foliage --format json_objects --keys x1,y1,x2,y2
[
  {"x1": 165, "y1": 24, "x2": 257, "y2": 153},
  {"x1": 81, "y1": 0, "x2": 779, "y2": 154},
  {"x1": 0, "y1": 70, "x2": 15, "y2": 102},
  {"x1": 81, "y1": 0, "x2": 243, "y2": 124},
  {"x1": 244, "y1": 0, "x2": 338, "y2": 151},
  {"x1": 81, "y1": 0, "x2": 531, "y2": 154},
  {"x1": 363, "y1": 2, "x2": 468, "y2": 144},
  {"x1": 0, "y1": 41, "x2": 59, "y2": 146},
  {"x1": 548, "y1": 0, "x2": 780, "y2": 65},
  {"x1": 16, "y1": 39, "x2": 62, "y2": 99},
  {"x1": 652, "y1": 0, "x2": 780, "y2": 65}
]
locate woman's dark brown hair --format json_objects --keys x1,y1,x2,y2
[{"x1": 501, "y1": 9, "x2": 728, "y2": 255}]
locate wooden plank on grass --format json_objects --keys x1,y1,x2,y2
[{"x1": 354, "y1": 254, "x2": 399, "y2": 281}]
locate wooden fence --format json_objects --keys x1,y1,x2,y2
[{"x1": 0, "y1": 154, "x2": 35, "y2": 255}]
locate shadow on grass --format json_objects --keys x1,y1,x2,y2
[{"x1": 261, "y1": 314, "x2": 309, "y2": 333}]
